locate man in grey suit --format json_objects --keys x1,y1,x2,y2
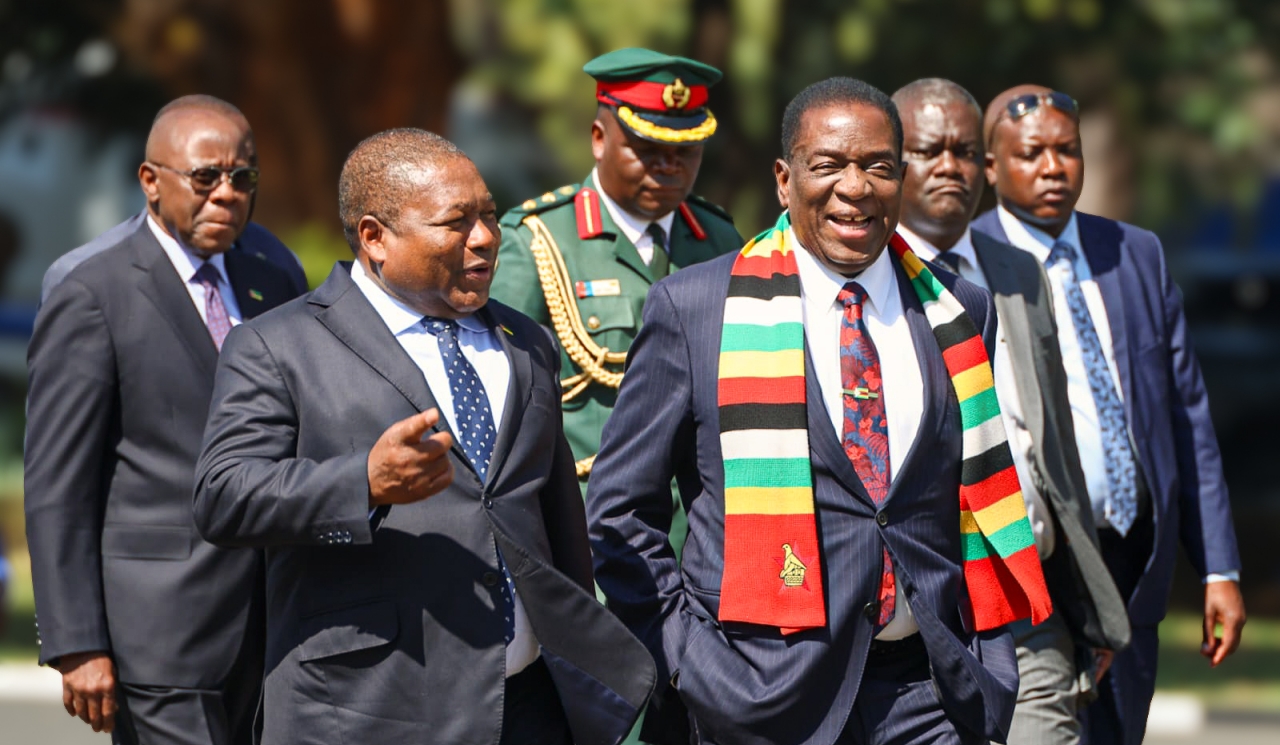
[
  {"x1": 891, "y1": 79, "x2": 1130, "y2": 745},
  {"x1": 25, "y1": 95, "x2": 301, "y2": 742},
  {"x1": 193, "y1": 128, "x2": 654, "y2": 745}
]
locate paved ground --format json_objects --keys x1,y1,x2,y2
[
  {"x1": 0, "y1": 664, "x2": 1276, "y2": 745},
  {"x1": 2, "y1": 702, "x2": 1277, "y2": 745}
]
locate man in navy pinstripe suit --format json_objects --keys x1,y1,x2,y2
[{"x1": 588, "y1": 78, "x2": 1018, "y2": 745}]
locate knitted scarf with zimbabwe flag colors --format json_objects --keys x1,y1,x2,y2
[{"x1": 716, "y1": 212, "x2": 1052, "y2": 634}]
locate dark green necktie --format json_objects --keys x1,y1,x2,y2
[{"x1": 646, "y1": 222, "x2": 670, "y2": 278}]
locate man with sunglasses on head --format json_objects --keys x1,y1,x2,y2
[
  {"x1": 25, "y1": 95, "x2": 301, "y2": 744},
  {"x1": 973, "y1": 84, "x2": 1245, "y2": 745},
  {"x1": 892, "y1": 78, "x2": 1130, "y2": 745}
]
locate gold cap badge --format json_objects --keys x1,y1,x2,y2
[{"x1": 662, "y1": 78, "x2": 691, "y2": 109}]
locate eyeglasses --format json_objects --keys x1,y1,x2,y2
[
  {"x1": 149, "y1": 163, "x2": 260, "y2": 192},
  {"x1": 993, "y1": 91, "x2": 1079, "y2": 128}
]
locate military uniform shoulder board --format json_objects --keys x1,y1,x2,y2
[
  {"x1": 678, "y1": 202, "x2": 707, "y2": 240},
  {"x1": 684, "y1": 193, "x2": 735, "y2": 224},
  {"x1": 575, "y1": 187, "x2": 604, "y2": 239},
  {"x1": 500, "y1": 184, "x2": 579, "y2": 228}
]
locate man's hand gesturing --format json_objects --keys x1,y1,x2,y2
[
  {"x1": 368, "y1": 408, "x2": 455, "y2": 508},
  {"x1": 58, "y1": 651, "x2": 118, "y2": 733}
]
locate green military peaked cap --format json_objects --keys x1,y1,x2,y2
[{"x1": 585, "y1": 48, "x2": 722, "y2": 145}]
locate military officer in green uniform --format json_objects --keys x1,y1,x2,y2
[{"x1": 491, "y1": 48, "x2": 742, "y2": 509}]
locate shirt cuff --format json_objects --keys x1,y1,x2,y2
[{"x1": 1203, "y1": 571, "x2": 1239, "y2": 584}]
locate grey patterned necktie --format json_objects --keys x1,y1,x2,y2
[
  {"x1": 1046, "y1": 240, "x2": 1138, "y2": 535},
  {"x1": 422, "y1": 317, "x2": 515, "y2": 642},
  {"x1": 935, "y1": 251, "x2": 963, "y2": 274}
]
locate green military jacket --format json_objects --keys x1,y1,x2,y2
[{"x1": 490, "y1": 173, "x2": 742, "y2": 484}]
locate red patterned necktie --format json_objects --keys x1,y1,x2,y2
[
  {"x1": 193, "y1": 262, "x2": 232, "y2": 351},
  {"x1": 837, "y1": 281, "x2": 895, "y2": 627}
]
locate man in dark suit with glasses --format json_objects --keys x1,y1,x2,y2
[{"x1": 25, "y1": 94, "x2": 301, "y2": 743}]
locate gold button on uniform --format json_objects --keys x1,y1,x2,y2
[{"x1": 587, "y1": 315, "x2": 601, "y2": 330}]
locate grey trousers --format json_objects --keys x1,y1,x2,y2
[{"x1": 1006, "y1": 612, "x2": 1081, "y2": 745}]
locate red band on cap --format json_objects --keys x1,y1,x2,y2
[{"x1": 596, "y1": 80, "x2": 709, "y2": 112}]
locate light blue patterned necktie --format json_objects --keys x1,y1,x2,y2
[
  {"x1": 422, "y1": 317, "x2": 515, "y2": 642},
  {"x1": 1046, "y1": 241, "x2": 1138, "y2": 535}
]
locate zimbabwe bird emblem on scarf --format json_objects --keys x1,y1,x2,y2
[{"x1": 780, "y1": 543, "x2": 807, "y2": 587}]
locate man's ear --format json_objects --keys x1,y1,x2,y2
[
  {"x1": 984, "y1": 150, "x2": 998, "y2": 188},
  {"x1": 138, "y1": 163, "x2": 160, "y2": 205},
  {"x1": 358, "y1": 215, "x2": 389, "y2": 264},
  {"x1": 590, "y1": 118, "x2": 607, "y2": 164},
  {"x1": 774, "y1": 158, "x2": 791, "y2": 209}
]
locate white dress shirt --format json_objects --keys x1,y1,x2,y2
[
  {"x1": 899, "y1": 225, "x2": 1055, "y2": 559},
  {"x1": 148, "y1": 215, "x2": 243, "y2": 327},
  {"x1": 996, "y1": 207, "x2": 1238, "y2": 583},
  {"x1": 996, "y1": 208, "x2": 1125, "y2": 533},
  {"x1": 592, "y1": 167, "x2": 675, "y2": 264},
  {"x1": 792, "y1": 232, "x2": 920, "y2": 640},
  {"x1": 350, "y1": 261, "x2": 539, "y2": 675}
]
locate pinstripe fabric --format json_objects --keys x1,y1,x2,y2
[{"x1": 588, "y1": 251, "x2": 1020, "y2": 745}]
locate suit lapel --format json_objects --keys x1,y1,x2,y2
[
  {"x1": 223, "y1": 250, "x2": 289, "y2": 320},
  {"x1": 1077, "y1": 215, "x2": 1136, "y2": 426},
  {"x1": 482, "y1": 305, "x2": 532, "y2": 489},
  {"x1": 884, "y1": 259, "x2": 951, "y2": 506},
  {"x1": 971, "y1": 236, "x2": 1047, "y2": 452},
  {"x1": 586, "y1": 173, "x2": 654, "y2": 283},
  {"x1": 132, "y1": 227, "x2": 219, "y2": 378},
  {"x1": 803, "y1": 346, "x2": 872, "y2": 506},
  {"x1": 311, "y1": 267, "x2": 472, "y2": 470}
]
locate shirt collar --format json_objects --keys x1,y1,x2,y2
[
  {"x1": 790, "y1": 227, "x2": 897, "y2": 315},
  {"x1": 896, "y1": 223, "x2": 976, "y2": 269},
  {"x1": 147, "y1": 213, "x2": 229, "y2": 284},
  {"x1": 590, "y1": 167, "x2": 676, "y2": 245},
  {"x1": 349, "y1": 261, "x2": 488, "y2": 336},
  {"x1": 996, "y1": 205, "x2": 1081, "y2": 263}
]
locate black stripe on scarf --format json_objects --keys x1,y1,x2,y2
[{"x1": 719, "y1": 403, "x2": 809, "y2": 433}]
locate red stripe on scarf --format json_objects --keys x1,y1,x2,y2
[
  {"x1": 965, "y1": 546, "x2": 1052, "y2": 629},
  {"x1": 941, "y1": 335, "x2": 988, "y2": 374},
  {"x1": 718, "y1": 376, "x2": 806, "y2": 406},
  {"x1": 732, "y1": 253, "x2": 796, "y2": 279},
  {"x1": 962, "y1": 466, "x2": 1023, "y2": 507},
  {"x1": 719, "y1": 513, "x2": 826, "y2": 632}
]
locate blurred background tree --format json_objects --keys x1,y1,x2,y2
[{"x1": 3, "y1": 0, "x2": 1278, "y2": 245}]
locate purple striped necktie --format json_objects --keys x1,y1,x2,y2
[{"x1": 193, "y1": 262, "x2": 232, "y2": 351}]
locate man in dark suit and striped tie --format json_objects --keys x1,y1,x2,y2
[{"x1": 588, "y1": 77, "x2": 1051, "y2": 745}]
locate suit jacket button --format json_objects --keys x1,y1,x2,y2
[
  {"x1": 862, "y1": 601, "x2": 880, "y2": 618},
  {"x1": 482, "y1": 572, "x2": 499, "y2": 587},
  {"x1": 482, "y1": 497, "x2": 494, "y2": 509},
  {"x1": 876, "y1": 511, "x2": 888, "y2": 527}
]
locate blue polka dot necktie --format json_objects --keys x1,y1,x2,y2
[
  {"x1": 422, "y1": 317, "x2": 515, "y2": 642},
  {"x1": 1046, "y1": 241, "x2": 1138, "y2": 535}
]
